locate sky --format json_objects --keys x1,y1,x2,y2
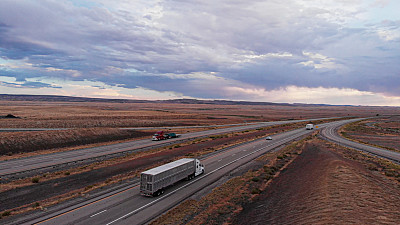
[{"x1": 0, "y1": 0, "x2": 399, "y2": 106}]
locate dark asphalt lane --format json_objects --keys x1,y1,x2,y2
[
  {"x1": 25, "y1": 121, "x2": 343, "y2": 225},
  {"x1": 0, "y1": 118, "x2": 334, "y2": 176},
  {"x1": 320, "y1": 119, "x2": 400, "y2": 163}
]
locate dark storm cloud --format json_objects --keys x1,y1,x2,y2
[
  {"x1": 0, "y1": 0, "x2": 399, "y2": 101},
  {"x1": 1, "y1": 80, "x2": 61, "y2": 89}
]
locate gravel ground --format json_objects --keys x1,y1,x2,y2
[{"x1": 232, "y1": 141, "x2": 400, "y2": 224}]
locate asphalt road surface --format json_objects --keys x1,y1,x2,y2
[
  {"x1": 0, "y1": 118, "x2": 333, "y2": 176},
  {"x1": 320, "y1": 119, "x2": 400, "y2": 163},
  {"x1": 20, "y1": 120, "x2": 347, "y2": 225},
  {"x1": 16, "y1": 118, "x2": 399, "y2": 225}
]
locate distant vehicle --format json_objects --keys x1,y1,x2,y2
[
  {"x1": 165, "y1": 133, "x2": 179, "y2": 139},
  {"x1": 265, "y1": 136, "x2": 272, "y2": 140},
  {"x1": 152, "y1": 131, "x2": 167, "y2": 141},
  {"x1": 306, "y1": 124, "x2": 314, "y2": 130},
  {"x1": 152, "y1": 131, "x2": 180, "y2": 141},
  {"x1": 140, "y1": 158, "x2": 205, "y2": 197}
]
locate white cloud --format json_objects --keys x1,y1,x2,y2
[
  {"x1": 299, "y1": 51, "x2": 344, "y2": 70},
  {"x1": 0, "y1": 76, "x2": 188, "y2": 100},
  {"x1": 223, "y1": 85, "x2": 400, "y2": 106},
  {"x1": 0, "y1": 0, "x2": 399, "y2": 105},
  {"x1": 377, "y1": 28, "x2": 400, "y2": 41}
]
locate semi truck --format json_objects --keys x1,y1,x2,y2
[
  {"x1": 306, "y1": 124, "x2": 314, "y2": 130},
  {"x1": 152, "y1": 131, "x2": 180, "y2": 141},
  {"x1": 140, "y1": 158, "x2": 205, "y2": 197}
]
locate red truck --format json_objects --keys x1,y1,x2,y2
[{"x1": 152, "y1": 131, "x2": 180, "y2": 141}]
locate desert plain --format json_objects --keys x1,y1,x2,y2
[{"x1": 0, "y1": 98, "x2": 399, "y2": 224}]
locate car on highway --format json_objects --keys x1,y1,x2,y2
[{"x1": 265, "y1": 136, "x2": 272, "y2": 140}]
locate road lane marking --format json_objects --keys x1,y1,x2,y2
[
  {"x1": 90, "y1": 210, "x2": 107, "y2": 217},
  {"x1": 33, "y1": 120, "x2": 342, "y2": 225},
  {"x1": 34, "y1": 185, "x2": 139, "y2": 224},
  {"x1": 105, "y1": 130, "x2": 313, "y2": 225}
]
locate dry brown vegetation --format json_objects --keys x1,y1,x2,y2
[
  {"x1": 152, "y1": 135, "x2": 400, "y2": 225},
  {"x1": 1, "y1": 101, "x2": 397, "y2": 129},
  {"x1": 1, "y1": 100, "x2": 397, "y2": 158},
  {"x1": 0, "y1": 128, "x2": 153, "y2": 156},
  {"x1": 0, "y1": 122, "x2": 305, "y2": 217},
  {"x1": 0, "y1": 100, "x2": 399, "y2": 220},
  {"x1": 341, "y1": 116, "x2": 400, "y2": 152},
  {"x1": 151, "y1": 134, "x2": 309, "y2": 225}
]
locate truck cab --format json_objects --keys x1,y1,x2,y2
[
  {"x1": 195, "y1": 159, "x2": 205, "y2": 176},
  {"x1": 152, "y1": 131, "x2": 166, "y2": 141},
  {"x1": 306, "y1": 124, "x2": 314, "y2": 130}
]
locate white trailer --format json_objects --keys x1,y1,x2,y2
[
  {"x1": 140, "y1": 158, "x2": 205, "y2": 197},
  {"x1": 306, "y1": 124, "x2": 314, "y2": 130}
]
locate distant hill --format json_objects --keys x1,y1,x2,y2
[
  {"x1": 0, "y1": 94, "x2": 333, "y2": 106},
  {"x1": 0, "y1": 94, "x2": 148, "y2": 103}
]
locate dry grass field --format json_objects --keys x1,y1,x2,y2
[
  {"x1": 0, "y1": 99, "x2": 399, "y2": 220},
  {"x1": 0, "y1": 122, "x2": 302, "y2": 217},
  {"x1": 2, "y1": 100, "x2": 398, "y2": 158},
  {"x1": 152, "y1": 136, "x2": 400, "y2": 225},
  {"x1": 341, "y1": 116, "x2": 400, "y2": 152},
  {"x1": 1, "y1": 100, "x2": 397, "y2": 129}
]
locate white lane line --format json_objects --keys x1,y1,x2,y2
[
  {"x1": 232, "y1": 154, "x2": 236, "y2": 156},
  {"x1": 105, "y1": 129, "x2": 311, "y2": 225},
  {"x1": 218, "y1": 159, "x2": 222, "y2": 162},
  {"x1": 90, "y1": 209, "x2": 107, "y2": 218}
]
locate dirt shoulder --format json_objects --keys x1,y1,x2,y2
[
  {"x1": 233, "y1": 139, "x2": 400, "y2": 224},
  {"x1": 0, "y1": 124, "x2": 293, "y2": 217},
  {"x1": 341, "y1": 116, "x2": 400, "y2": 152},
  {"x1": 152, "y1": 137, "x2": 400, "y2": 225}
]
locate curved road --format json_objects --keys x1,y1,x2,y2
[
  {"x1": 0, "y1": 118, "x2": 332, "y2": 176},
  {"x1": 320, "y1": 119, "x2": 400, "y2": 163},
  {"x1": 17, "y1": 120, "x2": 341, "y2": 225},
  {"x1": 9, "y1": 118, "x2": 400, "y2": 225}
]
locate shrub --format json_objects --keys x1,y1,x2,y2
[
  {"x1": 384, "y1": 170, "x2": 396, "y2": 177},
  {"x1": 85, "y1": 185, "x2": 94, "y2": 190},
  {"x1": 32, "y1": 177, "x2": 40, "y2": 183},
  {"x1": 251, "y1": 188, "x2": 261, "y2": 194},
  {"x1": 32, "y1": 202, "x2": 40, "y2": 207},
  {"x1": 264, "y1": 175, "x2": 273, "y2": 180},
  {"x1": 367, "y1": 163, "x2": 378, "y2": 171},
  {"x1": 277, "y1": 154, "x2": 288, "y2": 159},
  {"x1": 64, "y1": 171, "x2": 70, "y2": 175},
  {"x1": 251, "y1": 177, "x2": 260, "y2": 182},
  {"x1": 2, "y1": 211, "x2": 11, "y2": 217}
]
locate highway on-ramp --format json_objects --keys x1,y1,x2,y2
[
  {"x1": 20, "y1": 120, "x2": 350, "y2": 225},
  {"x1": 0, "y1": 118, "x2": 333, "y2": 177},
  {"x1": 320, "y1": 119, "x2": 400, "y2": 163}
]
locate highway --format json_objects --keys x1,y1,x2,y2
[
  {"x1": 0, "y1": 118, "x2": 332, "y2": 176},
  {"x1": 0, "y1": 121, "x2": 297, "y2": 132},
  {"x1": 19, "y1": 120, "x2": 349, "y2": 225},
  {"x1": 320, "y1": 119, "x2": 400, "y2": 163},
  {"x1": 7, "y1": 117, "x2": 399, "y2": 225}
]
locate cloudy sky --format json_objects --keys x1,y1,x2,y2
[{"x1": 0, "y1": 0, "x2": 399, "y2": 106}]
